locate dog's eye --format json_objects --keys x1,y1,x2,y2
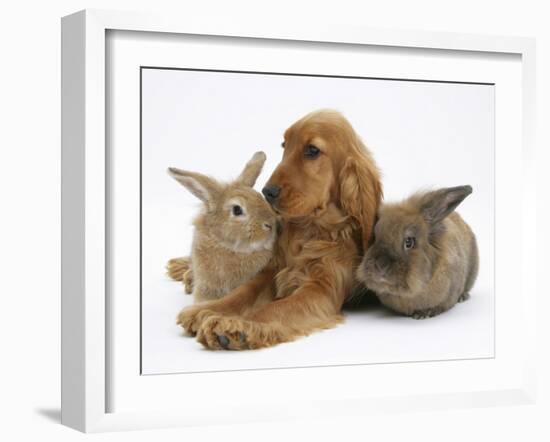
[
  {"x1": 403, "y1": 236, "x2": 416, "y2": 250},
  {"x1": 304, "y1": 144, "x2": 320, "y2": 158},
  {"x1": 232, "y1": 205, "x2": 244, "y2": 216}
]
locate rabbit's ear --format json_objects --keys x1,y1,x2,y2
[
  {"x1": 168, "y1": 167, "x2": 221, "y2": 203},
  {"x1": 420, "y1": 185, "x2": 473, "y2": 225},
  {"x1": 237, "y1": 151, "x2": 266, "y2": 187}
]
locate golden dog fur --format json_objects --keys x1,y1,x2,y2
[{"x1": 177, "y1": 110, "x2": 383, "y2": 349}]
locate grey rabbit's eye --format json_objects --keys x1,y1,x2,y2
[
  {"x1": 404, "y1": 236, "x2": 416, "y2": 250},
  {"x1": 232, "y1": 205, "x2": 244, "y2": 216},
  {"x1": 304, "y1": 144, "x2": 320, "y2": 159}
]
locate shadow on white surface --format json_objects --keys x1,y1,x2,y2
[{"x1": 35, "y1": 408, "x2": 61, "y2": 424}]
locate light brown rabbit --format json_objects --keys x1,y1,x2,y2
[
  {"x1": 167, "y1": 151, "x2": 278, "y2": 303},
  {"x1": 356, "y1": 185, "x2": 478, "y2": 319}
]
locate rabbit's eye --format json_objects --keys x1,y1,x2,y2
[
  {"x1": 304, "y1": 144, "x2": 320, "y2": 158},
  {"x1": 232, "y1": 205, "x2": 244, "y2": 216},
  {"x1": 404, "y1": 236, "x2": 416, "y2": 250}
]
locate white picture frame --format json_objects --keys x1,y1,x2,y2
[{"x1": 61, "y1": 9, "x2": 537, "y2": 433}]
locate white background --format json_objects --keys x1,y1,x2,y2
[
  {"x1": 0, "y1": 1, "x2": 548, "y2": 442},
  {"x1": 141, "y1": 68, "x2": 495, "y2": 374}
]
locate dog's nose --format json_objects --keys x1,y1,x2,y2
[{"x1": 262, "y1": 185, "x2": 281, "y2": 203}]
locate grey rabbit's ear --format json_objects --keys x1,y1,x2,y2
[
  {"x1": 420, "y1": 185, "x2": 473, "y2": 225},
  {"x1": 167, "y1": 167, "x2": 222, "y2": 203},
  {"x1": 237, "y1": 151, "x2": 266, "y2": 187}
]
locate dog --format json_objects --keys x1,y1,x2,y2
[{"x1": 177, "y1": 110, "x2": 383, "y2": 349}]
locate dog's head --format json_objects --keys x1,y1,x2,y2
[{"x1": 263, "y1": 110, "x2": 383, "y2": 250}]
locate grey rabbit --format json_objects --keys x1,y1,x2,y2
[{"x1": 356, "y1": 185, "x2": 479, "y2": 319}]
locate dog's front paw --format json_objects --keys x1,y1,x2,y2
[
  {"x1": 176, "y1": 306, "x2": 216, "y2": 336},
  {"x1": 195, "y1": 316, "x2": 249, "y2": 350},
  {"x1": 196, "y1": 316, "x2": 288, "y2": 350}
]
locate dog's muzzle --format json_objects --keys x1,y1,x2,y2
[{"x1": 262, "y1": 185, "x2": 281, "y2": 204}]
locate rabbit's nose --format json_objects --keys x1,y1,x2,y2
[
  {"x1": 263, "y1": 222, "x2": 272, "y2": 231},
  {"x1": 375, "y1": 256, "x2": 390, "y2": 275},
  {"x1": 262, "y1": 185, "x2": 281, "y2": 203}
]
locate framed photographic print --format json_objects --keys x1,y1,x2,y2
[{"x1": 61, "y1": 9, "x2": 537, "y2": 432}]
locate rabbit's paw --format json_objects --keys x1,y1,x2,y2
[
  {"x1": 458, "y1": 292, "x2": 470, "y2": 303},
  {"x1": 182, "y1": 269, "x2": 194, "y2": 294},
  {"x1": 166, "y1": 257, "x2": 191, "y2": 282},
  {"x1": 197, "y1": 316, "x2": 286, "y2": 350},
  {"x1": 411, "y1": 308, "x2": 441, "y2": 320},
  {"x1": 176, "y1": 305, "x2": 216, "y2": 336}
]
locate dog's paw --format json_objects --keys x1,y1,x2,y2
[
  {"x1": 176, "y1": 306, "x2": 216, "y2": 336},
  {"x1": 196, "y1": 316, "x2": 250, "y2": 350},
  {"x1": 196, "y1": 316, "x2": 287, "y2": 350}
]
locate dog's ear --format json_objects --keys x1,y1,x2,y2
[
  {"x1": 237, "y1": 151, "x2": 266, "y2": 187},
  {"x1": 339, "y1": 151, "x2": 383, "y2": 253}
]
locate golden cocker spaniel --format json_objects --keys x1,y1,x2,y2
[{"x1": 177, "y1": 110, "x2": 383, "y2": 349}]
